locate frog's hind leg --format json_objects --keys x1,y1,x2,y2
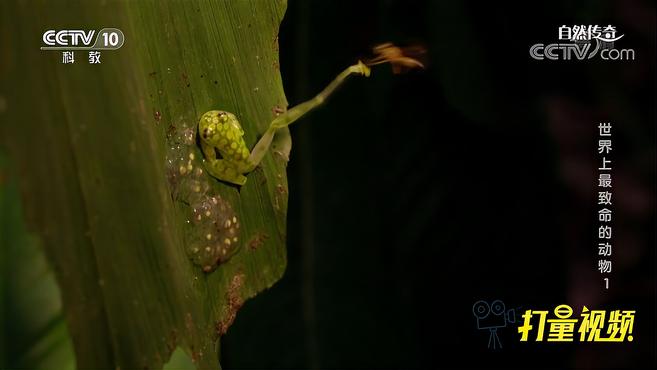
[{"x1": 205, "y1": 158, "x2": 247, "y2": 186}]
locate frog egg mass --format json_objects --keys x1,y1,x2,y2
[{"x1": 165, "y1": 122, "x2": 242, "y2": 273}]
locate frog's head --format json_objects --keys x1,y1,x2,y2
[{"x1": 199, "y1": 110, "x2": 241, "y2": 142}]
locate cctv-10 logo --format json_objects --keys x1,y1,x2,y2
[{"x1": 41, "y1": 28, "x2": 124, "y2": 50}]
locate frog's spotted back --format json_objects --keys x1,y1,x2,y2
[
  {"x1": 198, "y1": 110, "x2": 255, "y2": 185},
  {"x1": 199, "y1": 111, "x2": 250, "y2": 162}
]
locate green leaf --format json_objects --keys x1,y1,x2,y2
[
  {"x1": 0, "y1": 1, "x2": 289, "y2": 368},
  {"x1": 1, "y1": 154, "x2": 76, "y2": 370}
]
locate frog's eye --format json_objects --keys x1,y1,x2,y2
[
  {"x1": 217, "y1": 111, "x2": 228, "y2": 123},
  {"x1": 202, "y1": 124, "x2": 216, "y2": 140}
]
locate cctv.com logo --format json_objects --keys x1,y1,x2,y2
[{"x1": 530, "y1": 24, "x2": 635, "y2": 61}]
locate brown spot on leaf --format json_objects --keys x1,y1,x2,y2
[
  {"x1": 165, "y1": 329, "x2": 178, "y2": 356},
  {"x1": 272, "y1": 105, "x2": 285, "y2": 116},
  {"x1": 276, "y1": 184, "x2": 287, "y2": 194},
  {"x1": 248, "y1": 232, "x2": 270, "y2": 251},
  {"x1": 215, "y1": 273, "x2": 245, "y2": 336}
]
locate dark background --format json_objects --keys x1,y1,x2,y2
[{"x1": 223, "y1": 0, "x2": 656, "y2": 368}]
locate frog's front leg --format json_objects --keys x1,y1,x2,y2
[{"x1": 248, "y1": 61, "x2": 371, "y2": 167}]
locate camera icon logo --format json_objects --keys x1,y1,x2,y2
[{"x1": 472, "y1": 299, "x2": 517, "y2": 349}]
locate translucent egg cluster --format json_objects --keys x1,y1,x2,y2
[
  {"x1": 165, "y1": 122, "x2": 241, "y2": 272},
  {"x1": 187, "y1": 196, "x2": 241, "y2": 272}
]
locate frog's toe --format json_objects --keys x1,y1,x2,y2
[{"x1": 236, "y1": 175, "x2": 247, "y2": 186}]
